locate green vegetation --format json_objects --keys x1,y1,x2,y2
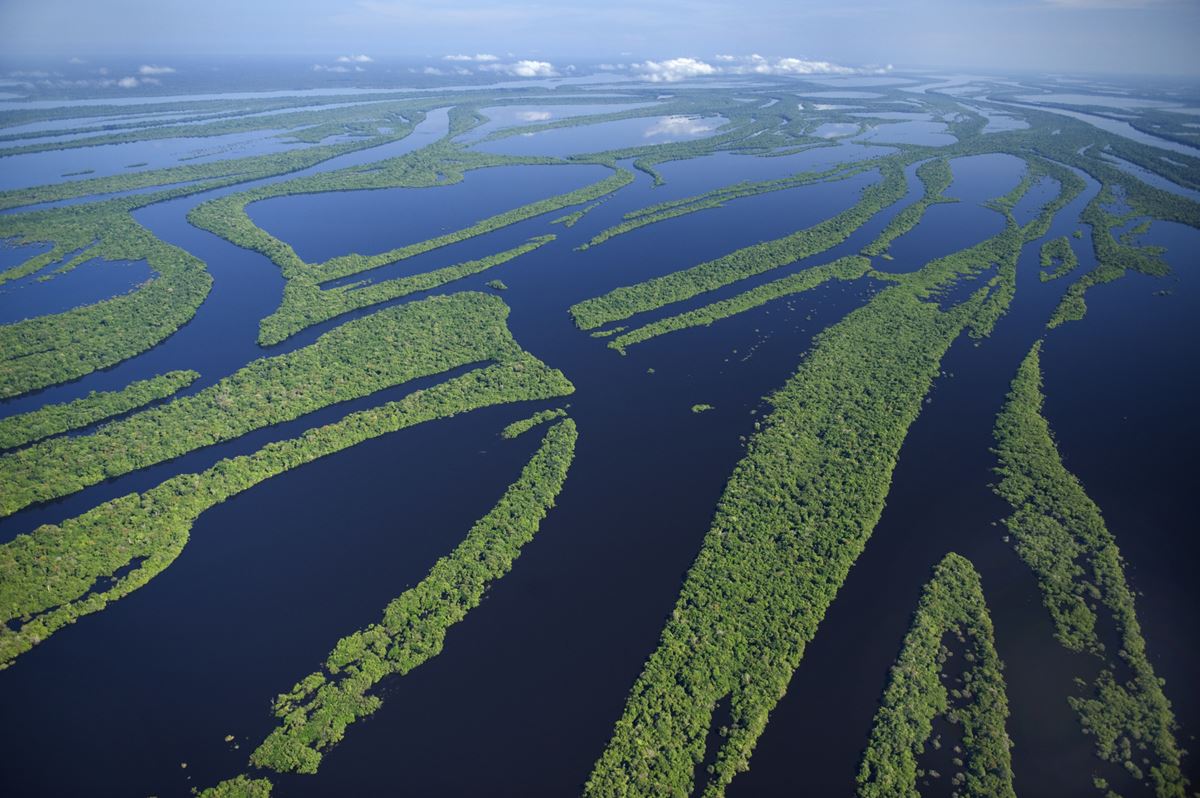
[
  {"x1": 257, "y1": 235, "x2": 553, "y2": 345},
  {"x1": 570, "y1": 160, "x2": 909, "y2": 331},
  {"x1": 190, "y1": 162, "x2": 632, "y2": 343},
  {"x1": 6, "y1": 78, "x2": 1200, "y2": 795},
  {"x1": 308, "y1": 167, "x2": 629, "y2": 284},
  {"x1": 501, "y1": 408, "x2": 567, "y2": 439},
  {"x1": 585, "y1": 234, "x2": 1012, "y2": 796},
  {"x1": 0, "y1": 318, "x2": 573, "y2": 669},
  {"x1": 0, "y1": 203, "x2": 211, "y2": 398},
  {"x1": 1047, "y1": 191, "x2": 1168, "y2": 329},
  {"x1": 486, "y1": 278, "x2": 509, "y2": 291},
  {"x1": 0, "y1": 294, "x2": 523, "y2": 518},
  {"x1": 245, "y1": 419, "x2": 576, "y2": 774},
  {"x1": 0, "y1": 116, "x2": 445, "y2": 397},
  {"x1": 552, "y1": 201, "x2": 600, "y2": 228},
  {"x1": 573, "y1": 90, "x2": 1199, "y2": 797},
  {"x1": 1039, "y1": 236, "x2": 1079, "y2": 282},
  {"x1": 992, "y1": 343, "x2": 1187, "y2": 796},
  {"x1": 0, "y1": 118, "x2": 410, "y2": 213},
  {"x1": 578, "y1": 163, "x2": 859, "y2": 251},
  {"x1": 0, "y1": 370, "x2": 198, "y2": 450},
  {"x1": 857, "y1": 553, "x2": 1014, "y2": 798},
  {"x1": 0, "y1": 95, "x2": 428, "y2": 160},
  {"x1": 862, "y1": 158, "x2": 955, "y2": 257},
  {"x1": 190, "y1": 166, "x2": 631, "y2": 285},
  {"x1": 198, "y1": 775, "x2": 273, "y2": 798},
  {"x1": 607, "y1": 256, "x2": 871, "y2": 353}
]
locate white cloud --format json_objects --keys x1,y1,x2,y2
[
  {"x1": 644, "y1": 115, "x2": 720, "y2": 137},
  {"x1": 718, "y1": 53, "x2": 853, "y2": 76},
  {"x1": 767, "y1": 57, "x2": 857, "y2": 76},
  {"x1": 482, "y1": 60, "x2": 559, "y2": 77},
  {"x1": 635, "y1": 57, "x2": 717, "y2": 83},
  {"x1": 312, "y1": 64, "x2": 352, "y2": 73},
  {"x1": 516, "y1": 110, "x2": 553, "y2": 121},
  {"x1": 67, "y1": 57, "x2": 85, "y2": 65},
  {"x1": 138, "y1": 64, "x2": 175, "y2": 75},
  {"x1": 634, "y1": 54, "x2": 890, "y2": 81},
  {"x1": 444, "y1": 53, "x2": 499, "y2": 62},
  {"x1": 117, "y1": 76, "x2": 140, "y2": 88},
  {"x1": 336, "y1": 54, "x2": 373, "y2": 63}
]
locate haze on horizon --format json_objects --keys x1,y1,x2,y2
[{"x1": 1, "y1": 0, "x2": 1198, "y2": 78}]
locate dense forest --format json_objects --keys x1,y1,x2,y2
[{"x1": 0, "y1": 66, "x2": 1195, "y2": 798}]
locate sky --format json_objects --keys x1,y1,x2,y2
[{"x1": 1, "y1": 0, "x2": 1198, "y2": 77}]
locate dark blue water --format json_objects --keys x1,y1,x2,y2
[
  {"x1": 246, "y1": 163, "x2": 611, "y2": 263},
  {"x1": 0, "y1": 95, "x2": 1196, "y2": 798},
  {"x1": 0, "y1": 257, "x2": 153, "y2": 323},
  {"x1": 878, "y1": 153, "x2": 1023, "y2": 274},
  {"x1": 0, "y1": 239, "x2": 52, "y2": 273},
  {"x1": 1011, "y1": 175, "x2": 1062, "y2": 229},
  {"x1": 1039, "y1": 219, "x2": 1200, "y2": 778},
  {"x1": 730, "y1": 154, "x2": 1113, "y2": 798},
  {"x1": 0, "y1": 109, "x2": 453, "y2": 421},
  {"x1": 0, "y1": 139, "x2": 886, "y2": 798}
]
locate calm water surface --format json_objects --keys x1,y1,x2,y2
[{"x1": 0, "y1": 95, "x2": 1195, "y2": 798}]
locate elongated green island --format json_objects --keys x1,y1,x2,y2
[
  {"x1": 193, "y1": 418, "x2": 576, "y2": 792},
  {"x1": 251, "y1": 418, "x2": 576, "y2": 775},
  {"x1": 0, "y1": 294, "x2": 574, "y2": 668},
  {"x1": 857, "y1": 553, "x2": 1014, "y2": 798},
  {"x1": 0, "y1": 369, "x2": 198, "y2": 450},
  {"x1": 570, "y1": 160, "x2": 909, "y2": 331},
  {"x1": 0, "y1": 293, "x2": 523, "y2": 517},
  {"x1": 993, "y1": 342, "x2": 1186, "y2": 796}
]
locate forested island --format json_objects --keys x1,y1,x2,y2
[{"x1": 0, "y1": 58, "x2": 1196, "y2": 798}]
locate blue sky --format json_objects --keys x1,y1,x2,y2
[{"x1": 2, "y1": 0, "x2": 1198, "y2": 76}]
